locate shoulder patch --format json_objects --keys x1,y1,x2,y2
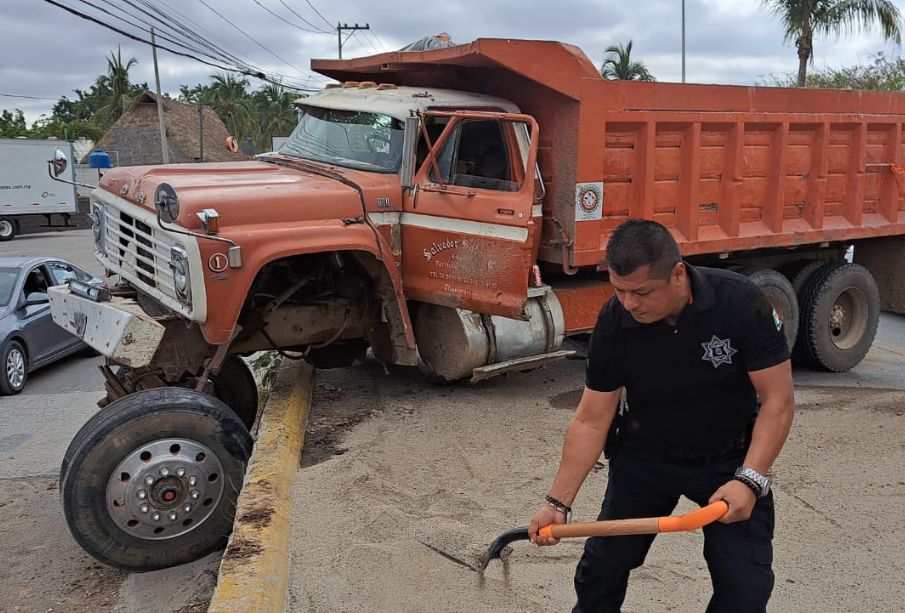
[{"x1": 772, "y1": 308, "x2": 783, "y2": 331}]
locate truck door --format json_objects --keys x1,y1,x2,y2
[{"x1": 402, "y1": 111, "x2": 539, "y2": 319}]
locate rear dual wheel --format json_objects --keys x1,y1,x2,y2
[
  {"x1": 60, "y1": 388, "x2": 253, "y2": 571},
  {"x1": 794, "y1": 263, "x2": 880, "y2": 372},
  {"x1": 738, "y1": 268, "x2": 799, "y2": 351}
]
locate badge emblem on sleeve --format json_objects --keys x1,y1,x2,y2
[{"x1": 701, "y1": 335, "x2": 738, "y2": 368}]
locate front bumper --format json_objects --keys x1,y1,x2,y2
[{"x1": 48, "y1": 286, "x2": 165, "y2": 368}]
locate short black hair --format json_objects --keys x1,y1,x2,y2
[{"x1": 605, "y1": 219, "x2": 681, "y2": 280}]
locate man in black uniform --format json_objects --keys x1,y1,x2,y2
[{"x1": 529, "y1": 220, "x2": 795, "y2": 612}]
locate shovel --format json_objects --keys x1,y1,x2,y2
[{"x1": 481, "y1": 500, "x2": 729, "y2": 570}]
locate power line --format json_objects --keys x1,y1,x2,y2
[
  {"x1": 253, "y1": 0, "x2": 330, "y2": 35},
  {"x1": 361, "y1": 30, "x2": 382, "y2": 54},
  {"x1": 0, "y1": 93, "x2": 61, "y2": 101},
  {"x1": 369, "y1": 29, "x2": 391, "y2": 53},
  {"x1": 42, "y1": 0, "x2": 321, "y2": 91},
  {"x1": 278, "y1": 0, "x2": 331, "y2": 34},
  {"x1": 194, "y1": 0, "x2": 313, "y2": 81},
  {"x1": 303, "y1": 0, "x2": 333, "y2": 30}
]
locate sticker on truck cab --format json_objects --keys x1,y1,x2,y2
[{"x1": 575, "y1": 182, "x2": 604, "y2": 221}]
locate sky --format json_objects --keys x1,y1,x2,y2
[{"x1": 2, "y1": 0, "x2": 904, "y2": 123}]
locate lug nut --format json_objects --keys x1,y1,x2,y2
[
  {"x1": 159, "y1": 467, "x2": 170, "y2": 477},
  {"x1": 188, "y1": 476, "x2": 197, "y2": 486},
  {"x1": 190, "y1": 490, "x2": 200, "y2": 500},
  {"x1": 176, "y1": 468, "x2": 186, "y2": 477},
  {"x1": 140, "y1": 503, "x2": 150, "y2": 513},
  {"x1": 168, "y1": 512, "x2": 177, "y2": 521},
  {"x1": 151, "y1": 512, "x2": 160, "y2": 521},
  {"x1": 145, "y1": 476, "x2": 155, "y2": 486},
  {"x1": 137, "y1": 490, "x2": 147, "y2": 500},
  {"x1": 183, "y1": 504, "x2": 192, "y2": 513}
]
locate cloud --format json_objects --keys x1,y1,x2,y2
[{"x1": 2, "y1": 0, "x2": 903, "y2": 122}]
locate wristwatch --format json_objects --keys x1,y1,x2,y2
[{"x1": 733, "y1": 466, "x2": 772, "y2": 498}]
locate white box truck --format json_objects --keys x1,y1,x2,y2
[{"x1": 0, "y1": 138, "x2": 78, "y2": 241}]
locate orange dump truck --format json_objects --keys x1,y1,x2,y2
[{"x1": 46, "y1": 39, "x2": 905, "y2": 570}]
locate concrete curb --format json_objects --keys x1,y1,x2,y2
[{"x1": 207, "y1": 360, "x2": 313, "y2": 613}]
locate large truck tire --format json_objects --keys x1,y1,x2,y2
[
  {"x1": 59, "y1": 387, "x2": 254, "y2": 571},
  {"x1": 210, "y1": 356, "x2": 259, "y2": 429},
  {"x1": 0, "y1": 218, "x2": 16, "y2": 241},
  {"x1": 795, "y1": 263, "x2": 880, "y2": 372},
  {"x1": 739, "y1": 268, "x2": 799, "y2": 351},
  {"x1": 781, "y1": 260, "x2": 826, "y2": 297}
]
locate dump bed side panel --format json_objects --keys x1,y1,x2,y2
[{"x1": 570, "y1": 80, "x2": 905, "y2": 266}]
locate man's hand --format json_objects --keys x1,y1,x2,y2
[
  {"x1": 709, "y1": 480, "x2": 757, "y2": 523},
  {"x1": 529, "y1": 503, "x2": 567, "y2": 546}
]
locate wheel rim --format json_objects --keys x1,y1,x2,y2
[
  {"x1": 827, "y1": 286, "x2": 869, "y2": 351},
  {"x1": 0, "y1": 220, "x2": 12, "y2": 238},
  {"x1": 105, "y1": 438, "x2": 225, "y2": 540},
  {"x1": 6, "y1": 348, "x2": 25, "y2": 389}
]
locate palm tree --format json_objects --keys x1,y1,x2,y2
[
  {"x1": 763, "y1": 0, "x2": 903, "y2": 87},
  {"x1": 206, "y1": 73, "x2": 253, "y2": 144},
  {"x1": 97, "y1": 47, "x2": 138, "y2": 122},
  {"x1": 600, "y1": 41, "x2": 656, "y2": 81},
  {"x1": 252, "y1": 83, "x2": 299, "y2": 150}
]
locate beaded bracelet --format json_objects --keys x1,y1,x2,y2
[
  {"x1": 544, "y1": 494, "x2": 572, "y2": 517},
  {"x1": 733, "y1": 475, "x2": 760, "y2": 497}
]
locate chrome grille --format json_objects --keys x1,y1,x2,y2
[{"x1": 102, "y1": 207, "x2": 178, "y2": 300}]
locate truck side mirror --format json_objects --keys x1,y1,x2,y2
[
  {"x1": 50, "y1": 148, "x2": 68, "y2": 177},
  {"x1": 400, "y1": 116, "x2": 419, "y2": 189}
]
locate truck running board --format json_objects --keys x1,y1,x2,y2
[{"x1": 469, "y1": 349, "x2": 576, "y2": 383}]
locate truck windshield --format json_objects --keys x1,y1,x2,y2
[{"x1": 278, "y1": 106, "x2": 405, "y2": 173}]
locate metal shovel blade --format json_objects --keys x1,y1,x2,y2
[{"x1": 481, "y1": 527, "x2": 529, "y2": 570}]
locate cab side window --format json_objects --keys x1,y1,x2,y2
[{"x1": 429, "y1": 120, "x2": 519, "y2": 192}]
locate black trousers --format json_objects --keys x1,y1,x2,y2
[{"x1": 572, "y1": 453, "x2": 774, "y2": 613}]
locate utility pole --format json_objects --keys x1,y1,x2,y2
[
  {"x1": 681, "y1": 0, "x2": 686, "y2": 83},
  {"x1": 198, "y1": 101, "x2": 204, "y2": 163},
  {"x1": 151, "y1": 27, "x2": 170, "y2": 164},
  {"x1": 337, "y1": 22, "x2": 370, "y2": 59}
]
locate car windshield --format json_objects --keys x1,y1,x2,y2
[
  {"x1": 0, "y1": 268, "x2": 19, "y2": 306},
  {"x1": 278, "y1": 106, "x2": 405, "y2": 173}
]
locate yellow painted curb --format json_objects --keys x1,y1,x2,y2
[{"x1": 208, "y1": 360, "x2": 313, "y2": 613}]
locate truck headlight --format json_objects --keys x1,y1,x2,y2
[
  {"x1": 91, "y1": 202, "x2": 106, "y2": 252},
  {"x1": 169, "y1": 246, "x2": 191, "y2": 305}
]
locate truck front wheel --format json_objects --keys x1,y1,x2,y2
[{"x1": 59, "y1": 388, "x2": 253, "y2": 571}]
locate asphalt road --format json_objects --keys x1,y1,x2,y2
[
  {"x1": 0, "y1": 229, "x2": 219, "y2": 612},
  {"x1": 0, "y1": 228, "x2": 903, "y2": 612}
]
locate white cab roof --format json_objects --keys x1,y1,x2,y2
[{"x1": 297, "y1": 85, "x2": 520, "y2": 120}]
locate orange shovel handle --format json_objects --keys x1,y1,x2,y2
[{"x1": 538, "y1": 500, "x2": 728, "y2": 540}]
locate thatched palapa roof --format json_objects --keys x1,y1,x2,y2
[{"x1": 88, "y1": 91, "x2": 247, "y2": 165}]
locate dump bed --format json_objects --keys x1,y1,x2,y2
[{"x1": 313, "y1": 39, "x2": 905, "y2": 268}]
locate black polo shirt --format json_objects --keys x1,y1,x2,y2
[{"x1": 586, "y1": 264, "x2": 790, "y2": 459}]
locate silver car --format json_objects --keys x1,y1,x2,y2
[{"x1": 0, "y1": 256, "x2": 96, "y2": 395}]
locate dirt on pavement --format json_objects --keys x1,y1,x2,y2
[{"x1": 288, "y1": 359, "x2": 905, "y2": 613}]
